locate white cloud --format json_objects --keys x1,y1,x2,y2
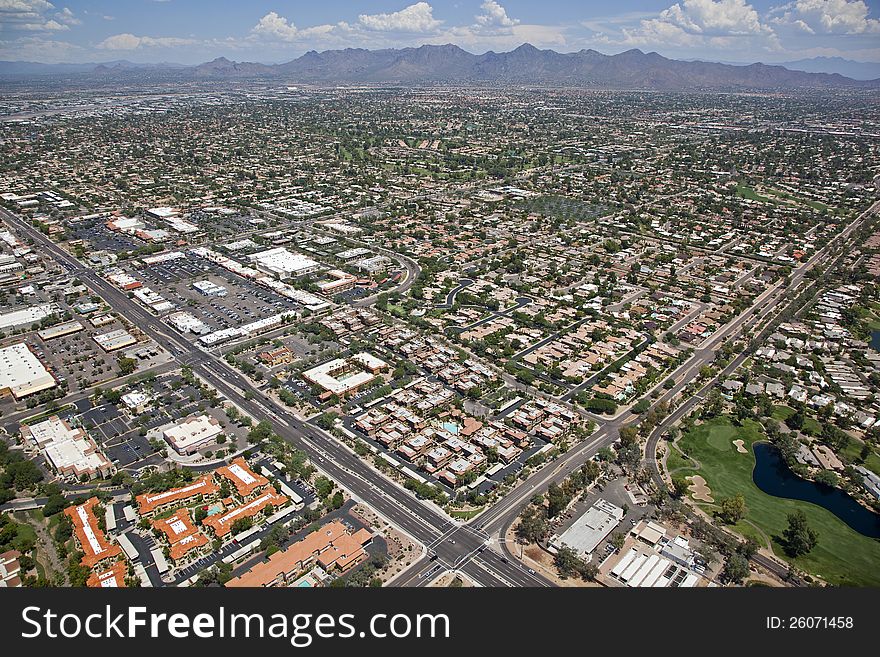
[
  {"x1": 55, "y1": 6, "x2": 79, "y2": 25},
  {"x1": 248, "y1": 4, "x2": 562, "y2": 54},
  {"x1": 0, "y1": 0, "x2": 54, "y2": 16},
  {"x1": 0, "y1": 1, "x2": 81, "y2": 32},
  {"x1": 250, "y1": 11, "x2": 343, "y2": 44},
  {"x1": 792, "y1": 19, "x2": 815, "y2": 33},
  {"x1": 358, "y1": 2, "x2": 441, "y2": 33},
  {"x1": 97, "y1": 33, "x2": 198, "y2": 51},
  {"x1": 251, "y1": 11, "x2": 299, "y2": 41},
  {"x1": 0, "y1": 34, "x2": 81, "y2": 61},
  {"x1": 598, "y1": 0, "x2": 779, "y2": 51},
  {"x1": 19, "y1": 18, "x2": 65, "y2": 30},
  {"x1": 444, "y1": 1, "x2": 527, "y2": 44},
  {"x1": 770, "y1": 0, "x2": 880, "y2": 34},
  {"x1": 475, "y1": 1, "x2": 519, "y2": 29},
  {"x1": 249, "y1": 4, "x2": 446, "y2": 49}
]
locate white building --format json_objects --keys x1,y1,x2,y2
[
  {"x1": 121, "y1": 391, "x2": 152, "y2": 415},
  {"x1": 249, "y1": 247, "x2": 320, "y2": 278},
  {"x1": 163, "y1": 415, "x2": 223, "y2": 455},
  {"x1": 550, "y1": 499, "x2": 624, "y2": 558},
  {"x1": 21, "y1": 416, "x2": 114, "y2": 480},
  {"x1": 146, "y1": 207, "x2": 179, "y2": 220},
  {"x1": 0, "y1": 303, "x2": 61, "y2": 332},
  {"x1": 0, "y1": 343, "x2": 56, "y2": 399},
  {"x1": 192, "y1": 280, "x2": 227, "y2": 297},
  {"x1": 302, "y1": 354, "x2": 387, "y2": 398}
]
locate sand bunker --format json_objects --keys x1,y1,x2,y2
[
  {"x1": 733, "y1": 439, "x2": 748, "y2": 454},
  {"x1": 687, "y1": 475, "x2": 714, "y2": 503}
]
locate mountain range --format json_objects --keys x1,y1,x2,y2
[
  {"x1": 2, "y1": 44, "x2": 878, "y2": 91},
  {"x1": 779, "y1": 57, "x2": 880, "y2": 81}
]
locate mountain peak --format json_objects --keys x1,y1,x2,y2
[{"x1": 4, "y1": 44, "x2": 872, "y2": 89}]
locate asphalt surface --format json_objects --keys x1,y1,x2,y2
[
  {"x1": 641, "y1": 198, "x2": 878, "y2": 584},
  {"x1": 1, "y1": 207, "x2": 547, "y2": 588},
  {"x1": 3, "y1": 197, "x2": 875, "y2": 588}
]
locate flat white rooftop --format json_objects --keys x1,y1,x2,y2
[
  {"x1": 303, "y1": 356, "x2": 379, "y2": 396},
  {"x1": 163, "y1": 415, "x2": 222, "y2": 451},
  {"x1": 0, "y1": 303, "x2": 60, "y2": 331},
  {"x1": 0, "y1": 343, "x2": 56, "y2": 399},
  {"x1": 249, "y1": 247, "x2": 320, "y2": 277},
  {"x1": 551, "y1": 498, "x2": 624, "y2": 557}
]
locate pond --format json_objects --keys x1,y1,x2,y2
[
  {"x1": 871, "y1": 330, "x2": 880, "y2": 352},
  {"x1": 752, "y1": 442, "x2": 880, "y2": 539}
]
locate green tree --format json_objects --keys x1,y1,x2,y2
[
  {"x1": 718, "y1": 494, "x2": 747, "y2": 525},
  {"x1": 117, "y1": 357, "x2": 137, "y2": 375},
  {"x1": 783, "y1": 510, "x2": 818, "y2": 557},
  {"x1": 516, "y1": 505, "x2": 548, "y2": 544},
  {"x1": 721, "y1": 553, "x2": 750, "y2": 584},
  {"x1": 786, "y1": 409, "x2": 805, "y2": 432},
  {"x1": 315, "y1": 476, "x2": 335, "y2": 499},
  {"x1": 42, "y1": 493, "x2": 68, "y2": 516},
  {"x1": 546, "y1": 482, "x2": 568, "y2": 518}
]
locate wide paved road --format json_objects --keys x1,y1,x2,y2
[
  {"x1": 396, "y1": 198, "x2": 880, "y2": 582},
  {"x1": 1, "y1": 207, "x2": 548, "y2": 588},
  {"x1": 6, "y1": 198, "x2": 873, "y2": 587},
  {"x1": 640, "y1": 199, "x2": 878, "y2": 583}
]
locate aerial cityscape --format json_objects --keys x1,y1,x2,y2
[{"x1": 0, "y1": 1, "x2": 878, "y2": 597}]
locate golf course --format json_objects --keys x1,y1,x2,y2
[{"x1": 667, "y1": 416, "x2": 880, "y2": 586}]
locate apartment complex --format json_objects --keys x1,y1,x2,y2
[
  {"x1": 64, "y1": 497, "x2": 124, "y2": 573},
  {"x1": 226, "y1": 521, "x2": 372, "y2": 587}
]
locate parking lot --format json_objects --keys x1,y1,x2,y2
[
  {"x1": 79, "y1": 401, "x2": 162, "y2": 470},
  {"x1": 70, "y1": 217, "x2": 144, "y2": 253},
  {"x1": 75, "y1": 371, "x2": 251, "y2": 471},
  {"x1": 36, "y1": 315, "x2": 142, "y2": 390},
  {"x1": 134, "y1": 256, "x2": 302, "y2": 336},
  {"x1": 188, "y1": 211, "x2": 261, "y2": 238}
]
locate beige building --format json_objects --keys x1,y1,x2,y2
[
  {"x1": 0, "y1": 343, "x2": 56, "y2": 400},
  {"x1": 22, "y1": 416, "x2": 114, "y2": 480},
  {"x1": 163, "y1": 415, "x2": 223, "y2": 455}
]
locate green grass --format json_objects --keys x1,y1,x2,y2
[
  {"x1": 771, "y1": 405, "x2": 795, "y2": 421},
  {"x1": 675, "y1": 416, "x2": 880, "y2": 586},
  {"x1": 449, "y1": 507, "x2": 484, "y2": 521},
  {"x1": 735, "y1": 184, "x2": 774, "y2": 204},
  {"x1": 771, "y1": 405, "x2": 820, "y2": 435},
  {"x1": 735, "y1": 183, "x2": 831, "y2": 214},
  {"x1": 8, "y1": 514, "x2": 37, "y2": 551},
  {"x1": 20, "y1": 404, "x2": 75, "y2": 426},
  {"x1": 761, "y1": 186, "x2": 830, "y2": 213},
  {"x1": 664, "y1": 444, "x2": 693, "y2": 474},
  {"x1": 841, "y1": 440, "x2": 880, "y2": 477}
]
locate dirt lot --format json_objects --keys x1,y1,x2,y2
[
  {"x1": 429, "y1": 571, "x2": 475, "y2": 587},
  {"x1": 351, "y1": 503, "x2": 419, "y2": 583}
]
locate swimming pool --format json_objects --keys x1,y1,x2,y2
[{"x1": 442, "y1": 422, "x2": 460, "y2": 435}]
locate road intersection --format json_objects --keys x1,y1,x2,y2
[{"x1": 3, "y1": 198, "x2": 875, "y2": 587}]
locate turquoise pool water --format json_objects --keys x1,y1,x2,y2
[
  {"x1": 442, "y1": 422, "x2": 460, "y2": 435},
  {"x1": 206, "y1": 503, "x2": 224, "y2": 516},
  {"x1": 296, "y1": 579, "x2": 313, "y2": 587}
]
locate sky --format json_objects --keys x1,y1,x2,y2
[{"x1": 1, "y1": 0, "x2": 879, "y2": 64}]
